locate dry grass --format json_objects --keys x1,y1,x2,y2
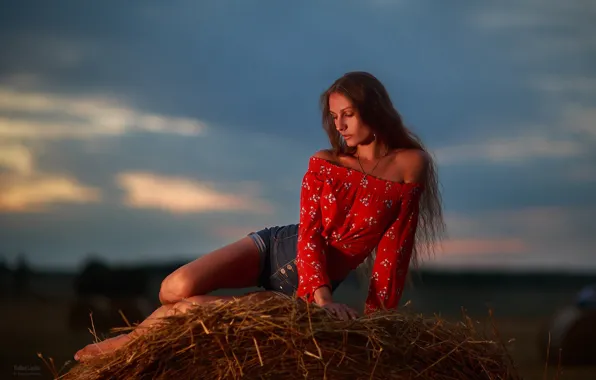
[{"x1": 54, "y1": 292, "x2": 522, "y2": 380}]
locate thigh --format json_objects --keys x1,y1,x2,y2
[{"x1": 173, "y1": 236, "x2": 262, "y2": 294}]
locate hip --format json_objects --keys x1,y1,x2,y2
[{"x1": 248, "y1": 224, "x2": 343, "y2": 295}]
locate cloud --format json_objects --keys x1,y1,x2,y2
[
  {"x1": 446, "y1": 3, "x2": 595, "y2": 169},
  {"x1": 444, "y1": 207, "x2": 583, "y2": 239},
  {"x1": 0, "y1": 143, "x2": 34, "y2": 174},
  {"x1": 435, "y1": 135, "x2": 583, "y2": 165},
  {"x1": 426, "y1": 206, "x2": 596, "y2": 270},
  {"x1": 117, "y1": 172, "x2": 274, "y2": 215},
  {"x1": 470, "y1": 0, "x2": 596, "y2": 68},
  {"x1": 0, "y1": 87, "x2": 206, "y2": 140},
  {"x1": 0, "y1": 142, "x2": 102, "y2": 212},
  {"x1": 474, "y1": 12, "x2": 554, "y2": 29},
  {"x1": 471, "y1": 0, "x2": 595, "y2": 30},
  {"x1": 1, "y1": 72, "x2": 42, "y2": 89},
  {"x1": 3, "y1": 33, "x2": 94, "y2": 70},
  {"x1": 435, "y1": 103, "x2": 595, "y2": 166},
  {"x1": 566, "y1": 166, "x2": 596, "y2": 183},
  {"x1": 368, "y1": 0, "x2": 406, "y2": 7},
  {"x1": 562, "y1": 104, "x2": 596, "y2": 139},
  {"x1": 436, "y1": 238, "x2": 528, "y2": 256},
  {"x1": 0, "y1": 173, "x2": 101, "y2": 212},
  {"x1": 532, "y1": 76, "x2": 596, "y2": 95}
]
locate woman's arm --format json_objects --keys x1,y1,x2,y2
[
  {"x1": 365, "y1": 150, "x2": 428, "y2": 313},
  {"x1": 295, "y1": 152, "x2": 332, "y2": 303},
  {"x1": 313, "y1": 285, "x2": 333, "y2": 305}
]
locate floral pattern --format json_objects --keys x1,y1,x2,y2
[{"x1": 295, "y1": 156, "x2": 423, "y2": 313}]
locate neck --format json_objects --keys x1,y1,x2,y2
[{"x1": 355, "y1": 141, "x2": 388, "y2": 161}]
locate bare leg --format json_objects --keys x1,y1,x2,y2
[
  {"x1": 74, "y1": 294, "x2": 240, "y2": 361},
  {"x1": 159, "y1": 236, "x2": 262, "y2": 305},
  {"x1": 74, "y1": 235, "x2": 267, "y2": 362}
]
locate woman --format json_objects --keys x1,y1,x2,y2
[{"x1": 74, "y1": 71, "x2": 445, "y2": 361}]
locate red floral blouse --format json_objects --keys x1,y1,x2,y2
[{"x1": 295, "y1": 156, "x2": 424, "y2": 313}]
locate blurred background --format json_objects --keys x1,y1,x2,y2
[{"x1": 1, "y1": 0, "x2": 595, "y2": 379}]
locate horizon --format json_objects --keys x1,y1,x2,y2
[{"x1": 5, "y1": 252, "x2": 596, "y2": 276}]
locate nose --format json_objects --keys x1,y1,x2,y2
[{"x1": 335, "y1": 116, "x2": 347, "y2": 132}]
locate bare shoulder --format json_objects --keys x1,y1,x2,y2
[
  {"x1": 392, "y1": 149, "x2": 429, "y2": 182},
  {"x1": 312, "y1": 149, "x2": 336, "y2": 161}
]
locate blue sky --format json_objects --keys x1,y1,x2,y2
[{"x1": 0, "y1": 0, "x2": 595, "y2": 271}]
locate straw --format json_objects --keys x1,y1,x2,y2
[{"x1": 60, "y1": 292, "x2": 521, "y2": 380}]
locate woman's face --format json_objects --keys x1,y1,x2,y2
[{"x1": 329, "y1": 92, "x2": 373, "y2": 147}]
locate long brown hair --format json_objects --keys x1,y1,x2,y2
[{"x1": 320, "y1": 71, "x2": 445, "y2": 268}]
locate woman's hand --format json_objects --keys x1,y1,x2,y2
[
  {"x1": 312, "y1": 286, "x2": 358, "y2": 320},
  {"x1": 321, "y1": 302, "x2": 359, "y2": 321}
]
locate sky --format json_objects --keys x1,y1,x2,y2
[{"x1": 0, "y1": 0, "x2": 595, "y2": 272}]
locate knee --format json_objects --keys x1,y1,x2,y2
[{"x1": 159, "y1": 269, "x2": 196, "y2": 305}]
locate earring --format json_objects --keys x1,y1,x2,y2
[{"x1": 373, "y1": 133, "x2": 376, "y2": 140}]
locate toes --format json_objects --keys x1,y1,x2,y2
[
  {"x1": 74, "y1": 334, "x2": 132, "y2": 362},
  {"x1": 74, "y1": 347, "x2": 94, "y2": 362},
  {"x1": 73, "y1": 342, "x2": 104, "y2": 361}
]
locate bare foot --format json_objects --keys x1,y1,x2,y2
[{"x1": 74, "y1": 334, "x2": 132, "y2": 362}]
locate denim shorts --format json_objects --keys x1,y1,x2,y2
[{"x1": 248, "y1": 224, "x2": 343, "y2": 296}]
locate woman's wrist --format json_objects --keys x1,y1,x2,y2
[{"x1": 313, "y1": 285, "x2": 333, "y2": 306}]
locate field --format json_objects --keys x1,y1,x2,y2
[{"x1": 2, "y1": 295, "x2": 595, "y2": 380}]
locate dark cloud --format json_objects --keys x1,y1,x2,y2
[
  {"x1": 0, "y1": 0, "x2": 551, "y2": 145},
  {"x1": 440, "y1": 159, "x2": 596, "y2": 212}
]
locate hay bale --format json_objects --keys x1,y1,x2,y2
[{"x1": 63, "y1": 293, "x2": 520, "y2": 380}]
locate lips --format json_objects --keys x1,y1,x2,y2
[{"x1": 342, "y1": 135, "x2": 352, "y2": 140}]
